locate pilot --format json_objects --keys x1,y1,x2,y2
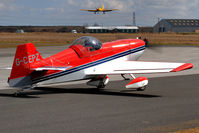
[
  {"x1": 84, "y1": 37, "x2": 102, "y2": 51},
  {"x1": 84, "y1": 39, "x2": 95, "y2": 51},
  {"x1": 71, "y1": 36, "x2": 102, "y2": 52}
]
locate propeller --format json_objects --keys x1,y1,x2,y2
[
  {"x1": 141, "y1": 37, "x2": 162, "y2": 53},
  {"x1": 145, "y1": 42, "x2": 163, "y2": 53}
]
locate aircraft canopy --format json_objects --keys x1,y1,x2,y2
[{"x1": 71, "y1": 36, "x2": 102, "y2": 51}]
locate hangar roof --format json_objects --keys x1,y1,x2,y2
[
  {"x1": 85, "y1": 26, "x2": 139, "y2": 30},
  {"x1": 163, "y1": 19, "x2": 199, "y2": 27}
]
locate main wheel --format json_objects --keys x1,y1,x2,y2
[
  {"x1": 97, "y1": 84, "x2": 105, "y2": 89},
  {"x1": 14, "y1": 92, "x2": 21, "y2": 97},
  {"x1": 97, "y1": 82, "x2": 106, "y2": 89},
  {"x1": 14, "y1": 92, "x2": 18, "y2": 97},
  {"x1": 137, "y1": 86, "x2": 146, "y2": 91}
]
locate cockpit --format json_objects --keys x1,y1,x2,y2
[
  {"x1": 70, "y1": 36, "x2": 102, "y2": 58},
  {"x1": 71, "y1": 36, "x2": 102, "y2": 51}
]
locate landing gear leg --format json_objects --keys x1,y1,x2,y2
[
  {"x1": 121, "y1": 74, "x2": 130, "y2": 80},
  {"x1": 130, "y1": 74, "x2": 136, "y2": 79}
]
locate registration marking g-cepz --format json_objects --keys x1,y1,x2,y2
[{"x1": 16, "y1": 53, "x2": 40, "y2": 66}]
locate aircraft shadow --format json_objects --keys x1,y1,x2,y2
[
  {"x1": 0, "y1": 85, "x2": 162, "y2": 98},
  {"x1": 0, "y1": 93, "x2": 39, "y2": 98},
  {"x1": 0, "y1": 80, "x2": 163, "y2": 98},
  {"x1": 31, "y1": 87, "x2": 161, "y2": 98}
]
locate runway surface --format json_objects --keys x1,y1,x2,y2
[
  {"x1": 0, "y1": 74, "x2": 199, "y2": 133},
  {"x1": 0, "y1": 46, "x2": 199, "y2": 133}
]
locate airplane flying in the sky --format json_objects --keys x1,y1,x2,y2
[
  {"x1": 8, "y1": 36, "x2": 193, "y2": 95},
  {"x1": 80, "y1": 5, "x2": 119, "y2": 14}
]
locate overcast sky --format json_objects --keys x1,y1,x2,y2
[{"x1": 0, "y1": 0, "x2": 199, "y2": 26}]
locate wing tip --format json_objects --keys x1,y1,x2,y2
[{"x1": 171, "y1": 63, "x2": 193, "y2": 72}]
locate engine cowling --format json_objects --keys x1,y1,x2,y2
[{"x1": 126, "y1": 77, "x2": 148, "y2": 89}]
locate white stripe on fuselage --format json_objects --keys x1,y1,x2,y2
[{"x1": 32, "y1": 45, "x2": 145, "y2": 84}]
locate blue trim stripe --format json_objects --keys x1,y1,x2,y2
[{"x1": 32, "y1": 45, "x2": 145, "y2": 84}]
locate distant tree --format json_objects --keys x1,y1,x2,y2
[
  {"x1": 83, "y1": 23, "x2": 89, "y2": 27},
  {"x1": 56, "y1": 27, "x2": 69, "y2": 33}
]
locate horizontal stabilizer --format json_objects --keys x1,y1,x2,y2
[
  {"x1": 0, "y1": 67, "x2": 12, "y2": 70},
  {"x1": 33, "y1": 66, "x2": 72, "y2": 71}
]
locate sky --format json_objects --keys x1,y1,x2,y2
[{"x1": 0, "y1": 0, "x2": 199, "y2": 26}]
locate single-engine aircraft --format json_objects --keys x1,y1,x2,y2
[
  {"x1": 80, "y1": 5, "x2": 119, "y2": 14},
  {"x1": 8, "y1": 36, "x2": 193, "y2": 95}
]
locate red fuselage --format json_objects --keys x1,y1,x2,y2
[{"x1": 31, "y1": 39, "x2": 145, "y2": 81}]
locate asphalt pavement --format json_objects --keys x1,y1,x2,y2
[{"x1": 0, "y1": 74, "x2": 199, "y2": 133}]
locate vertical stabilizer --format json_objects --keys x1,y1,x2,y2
[
  {"x1": 8, "y1": 43, "x2": 43, "y2": 87},
  {"x1": 102, "y1": 4, "x2": 104, "y2": 10}
]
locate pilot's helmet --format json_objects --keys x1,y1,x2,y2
[
  {"x1": 71, "y1": 36, "x2": 102, "y2": 51},
  {"x1": 84, "y1": 37, "x2": 102, "y2": 50}
]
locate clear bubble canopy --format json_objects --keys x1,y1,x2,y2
[{"x1": 71, "y1": 36, "x2": 102, "y2": 51}]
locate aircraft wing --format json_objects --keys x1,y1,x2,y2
[
  {"x1": 85, "y1": 61, "x2": 193, "y2": 75},
  {"x1": 80, "y1": 9, "x2": 97, "y2": 12},
  {"x1": 0, "y1": 66, "x2": 71, "y2": 71},
  {"x1": 103, "y1": 9, "x2": 119, "y2": 12}
]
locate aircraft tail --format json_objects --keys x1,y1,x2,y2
[
  {"x1": 102, "y1": 4, "x2": 104, "y2": 10},
  {"x1": 8, "y1": 43, "x2": 43, "y2": 87}
]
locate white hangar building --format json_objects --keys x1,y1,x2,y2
[{"x1": 85, "y1": 26, "x2": 139, "y2": 33}]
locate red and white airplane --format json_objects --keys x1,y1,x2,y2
[{"x1": 8, "y1": 36, "x2": 193, "y2": 95}]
